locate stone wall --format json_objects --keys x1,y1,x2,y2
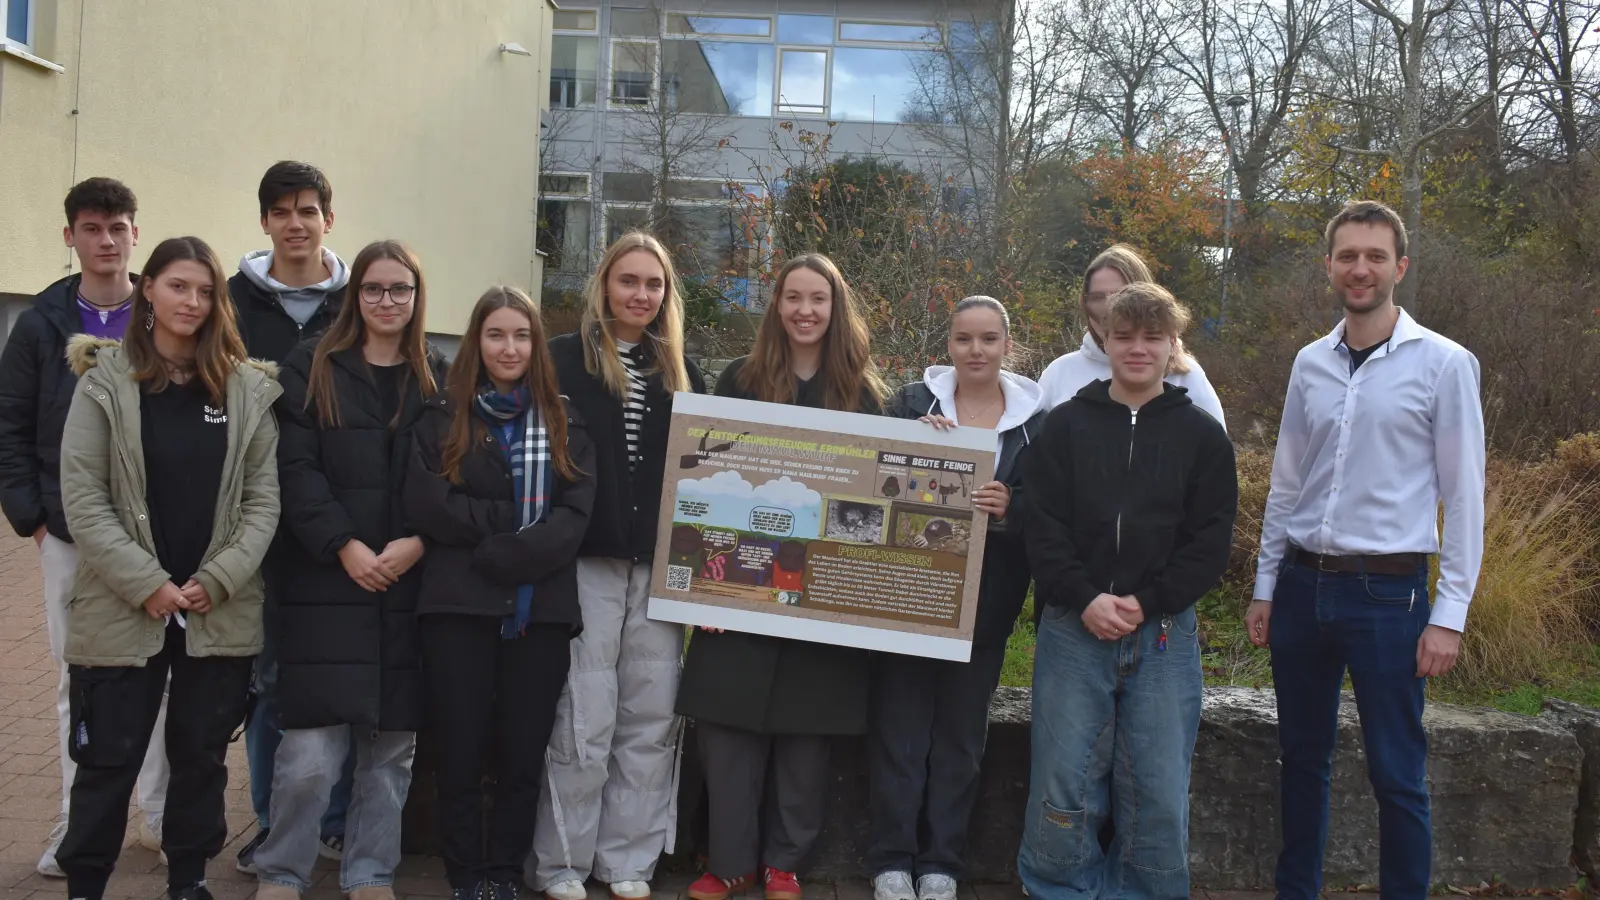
[{"x1": 404, "y1": 687, "x2": 1593, "y2": 890}]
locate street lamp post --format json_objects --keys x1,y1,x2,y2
[{"x1": 1219, "y1": 93, "x2": 1248, "y2": 329}]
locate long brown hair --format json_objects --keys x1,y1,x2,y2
[
  {"x1": 738, "y1": 253, "x2": 886, "y2": 411},
  {"x1": 1081, "y1": 243, "x2": 1192, "y2": 375},
  {"x1": 305, "y1": 240, "x2": 438, "y2": 428},
  {"x1": 580, "y1": 232, "x2": 691, "y2": 398},
  {"x1": 125, "y1": 236, "x2": 247, "y2": 405},
  {"x1": 442, "y1": 286, "x2": 579, "y2": 482}
]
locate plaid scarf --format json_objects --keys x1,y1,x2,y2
[{"x1": 475, "y1": 385, "x2": 552, "y2": 639}]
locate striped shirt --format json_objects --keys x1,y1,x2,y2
[{"x1": 616, "y1": 339, "x2": 648, "y2": 470}]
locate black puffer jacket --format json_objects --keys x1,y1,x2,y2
[
  {"x1": 1025, "y1": 380, "x2": 1237, "y2": 618},
  {"x1": 0, "y1": 274, "x2": 136, "y2": 541},
  {"x1": 885, "y1": 377, "x2": 1046, "y2": 646},
  {"x1": 548, "y1": 330, "x2": 705, "y2": 563},
  {"x1": 406, "y1": 393, "x2": 596, "y2": 634},
  {"x1": 229, "y1": 271, "x2": 342, "y2": 365},
  {"x1": 272, "y1": 340, "x2": 448, "y2": 732},
  {"x1": 675, "y1": 356, "x2": 883, "y2": 735}
]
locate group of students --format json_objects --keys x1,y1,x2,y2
[{"x1": 0, "y1": 160, "x2": 1485, "y2": 900}]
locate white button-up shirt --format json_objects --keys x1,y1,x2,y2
[{"x1": 1253, "y1": 309, "x2": 1486, "y2": 631}]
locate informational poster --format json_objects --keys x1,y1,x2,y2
[{"x1": 646, "y1": 392, "x2": 997, "y2": 662}]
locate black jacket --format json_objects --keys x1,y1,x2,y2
[
  {"x1": 272, "y1": 340, "x2": 448, "y2": 731},
  {"x1": 0, "y1": 274, "x2": 136, "y2": 541},
  {"x1": 1025, "y1": 380, "x2": 1237, "y2": 619},
  {"x1": 228, "y1": 271, "x2": 342, "y2": 365},
  {"x1": 406, "y1": 393, "x2": 596, "y2": 634},
  {"x1": 548, "y1": 330, "x2": 705, "y2": 562},
  {"x1": 675, "y1": 356, "x2": 883, "y2": 735},
  {"x1": 884, "y1": 381, "x2": 1046, "y2": 645}
]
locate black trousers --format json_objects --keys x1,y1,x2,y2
[
  {"x1": 60, "y1": 622, "x2": 254, "y2": 900},
  {"x1": 421, "y1": 615, "x2": 570, "y2": 889},
  {"x1": 698, "y1": 721, "x2": 831, "y2": 878},
  {"x1": 866, "y1": 639, "x2": 1007, "y2": 879}
]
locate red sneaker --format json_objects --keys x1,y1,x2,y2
[
  {"x1": 688, "y1": 873, "x2": 753, "y2": 900},
  {"x1": 762, "y1": 868, "x2": 801, "y2": 900}
]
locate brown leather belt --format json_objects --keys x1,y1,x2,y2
[{"x1": 1293, "y1": 547, "x2": 1428, "y2": 576}]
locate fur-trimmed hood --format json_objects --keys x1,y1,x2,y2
[{"x1": 66, "y1": 333, "x2": 281, "y2": 380}]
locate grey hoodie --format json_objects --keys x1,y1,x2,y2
[{"x1": 238, "y1": 248, "x2": 351, "y2": 326}]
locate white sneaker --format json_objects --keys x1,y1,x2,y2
[
  {"x1": 916, "y1": 875, "x2": 956, "y2": 900},
  {"x1": 138, "y1": 814, "x2": 168, "y2": 864},
  {"x1": 545, "y1": 880, "x2": 587, "y2": 900},
  {"x1": 609, "y1": 881, "x2": 650, "y2": 900},
  {"x1": 37, "y1": 818, "x2": 68, "y2": 878},
  {"x1": 872, "y1": 871, "x2": 914, "y2": 900}
]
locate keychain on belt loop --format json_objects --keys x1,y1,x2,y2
[{"x1": 1158, "y1": 616, "x2": 1171, "y2": 651}]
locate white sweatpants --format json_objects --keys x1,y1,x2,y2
[
  {"x1": 41, "y1": 534, "x2": 170, "y2": 820},
  {"x1": 528, "y1": 559, "x2": 684, "y2": 887}
]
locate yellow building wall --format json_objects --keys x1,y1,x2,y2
[{"x1": 0, "y1": 0, "x2": 554, "y2": 335}]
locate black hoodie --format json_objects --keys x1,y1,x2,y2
[{"x1": 1025, "y1": 380, "x2": 1237, "y2": 618}]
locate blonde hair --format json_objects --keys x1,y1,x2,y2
[
  {"x1": 580, "y1": 232, "x2": 691, "y2": 398},
  {"x1": 1081, "y1": 244, "x2": 1192, "y2": 375},
  {"x1": 1104, "y1": 283, "x2": 1195, "y2": 376}
]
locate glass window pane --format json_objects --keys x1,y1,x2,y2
[
  {"x1": 611, "y1": 41, "x2": 657, "y2": 105},
  {"x1": 661, "y1": 206, "x2": 744, "y2": 277},
  {"x1": 603, "y1": 172, "x2": 654, "y2": 203},
  {"x1": 666, "y1": 15, "x2": 770, "y2": 37},
  {"x1": 666, "y1": 180, "x2": 725, "y2": 200},
  {"x1": 663, "y1": 41, "x2": 773, "y2": 116},
  {"x1": 553, "y1": 10, "x2": 597, "y2": 31},
  {"x1": 778, "y1": 49, "x2": 827, "y2": 113},
  {"x1": 538, "y1": 200, "x2": 593, "y2": 272},
  {"x1": 541, "y1": 174, "x2": 590, "y2": 195},
  {"x1": 778, "y1": 14, "x2": 832, "y2": 45},
  {"x1": 606, "y1": 206, "x2": 652, "y2": 245},
  {"x1": 830, "y1": 48, "x2": 937, "y2": 123},
  {"x1": 6, "y1": 0, "x2": 29, "y2": 43},
  {"x1": 550, "y1": 36, "x2": 599, "y2": 108},
  {"x1": 839, "y1": 22, "x2": 940, "y2": 44},
  {"x1": 611, "y1": 9, "x2": 658, "y2": 37}
]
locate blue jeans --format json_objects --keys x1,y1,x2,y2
[
  {"x1": 1270, "y1": 559, "x2": 1431, "y2": 900},
  {"x1": 1019, "y1": 604, "x2": 1201, "y2": 900},
  {"x1": 245, "y1": 619, "x2": 357, "y2": 835}
]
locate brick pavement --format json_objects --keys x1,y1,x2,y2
[{"x1": 0, "y1": 529, "x2": 1292, "y2": 900}]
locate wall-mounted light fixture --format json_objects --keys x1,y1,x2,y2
[{"x1": 499, "y1": 42, "x2": 532, "y2": 56}]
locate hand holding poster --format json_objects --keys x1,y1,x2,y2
[{"x1": 647, "y1": 392, "x2": 995, "y2": 661}]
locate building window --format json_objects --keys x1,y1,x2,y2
[
  {"x1": 663, "y1": 41, "x2": 773, "y2": 116},
  {"x1": 537, "y1": 199, "x2": 593, "y2": 273},
  {"x1": 666, "y1": 14, "x2": 770, "y2": 38},
  {"x1": 606, "y1": 205, "x2": 652, "y2": 245},
  {"x1": 610, "y1": 9, "x2": 658, "y2": 38},
  {"x1": 777, "y1": 14, "x2": 832, "y2": 45},
  {"x1": 610, "y1": 40, "x2": 658, "y2": 106},
  {"x1": 839, "y1": 21, "x2": 941, "y2": 45},
  {"x1": 3, "y1": 0, "x2": 31, "y2": 46},
  {"x1": 831, "y1": 48, "x2": 937, "y2": 123},
  {"x1": 603, "y1": 172, "x2": 654, "y2": 203},
  {"x1": 550, "y1": 36, "x2": 599, "y2": 109},
  {"x1": 777, "y1": 49, "x2": 828, "y2": 116},
  {"x1": 553, "y1": 9, "x2": 597, "y2": 31},
  {"x1": 541, "y1": 174, "x2": 591, "y2": 195}
]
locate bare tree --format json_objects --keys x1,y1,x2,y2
[
  {"x1": 1050, "y1": 0, "x2": 1184, "y2": 147},
  {"x1": 1503, "y1": 0, "x2": 1600, "y2": 161}
]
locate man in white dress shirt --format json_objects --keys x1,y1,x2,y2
[{"x1": 1245, "y1": 200, "x2": 1486, "y2": 900}]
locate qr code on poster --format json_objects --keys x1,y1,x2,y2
[{"x1": 666, "y1": 565, "x2": 692, "y2": 591}]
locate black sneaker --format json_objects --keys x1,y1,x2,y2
[
  {"x1": 452, "y1": 883, "x2": 488, "y2": 900},
  {"x1": 168, "y1": 883, "x2": 215, "y2": 900},
  {"x1": 236, "y1": 828, "x2": 269, "y2": 874},
  {"x1": 488, "y1": 880, "x2": 519, "y2": 900}
]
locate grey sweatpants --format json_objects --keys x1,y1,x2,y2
[{"x1": 528, "y1": 559, "x2": 684, "y2": 887}]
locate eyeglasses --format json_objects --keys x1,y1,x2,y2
[{"x1": 359, "y1": 283, "x2": 416, "y2": 305}]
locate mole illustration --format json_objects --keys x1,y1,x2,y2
[
  {"x1": 910, "y1": 518, "x2": 954, "y2": 548},
  {"x1": 881, "y1": 475, "x2": 900, "y2": 498}
]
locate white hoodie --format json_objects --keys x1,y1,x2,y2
[
  {"x1": 916, "y1": 365, "x2": 1045, "y2": 464},
  {"x1": 1036, "y1": 331, "x2": 1227, "y2": 431}
]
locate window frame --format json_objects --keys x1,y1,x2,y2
[
  {"x1": 776, "y1": 46, "x2": 830, "y2": 117},
  {"x1": 664, "y1": 13, "x2": 772, "y2": 41},
  {"x1": 608, "y1": 38, "x2": 660, "y2": 108},
  {"x1": 836, "y1": 19, "x2": 943, "y2": 48},
  {"x1": 661, "y1": 38, "x2": 775, "y2": 118},
  {"x1": 536, "y1": 196, "x2": 595, "y2": 274},
  {"x1": 549, "y1": 33, "x2": 601, "y2": 110},
  {"x1": 540, "y1": 172, "x2": 593, "y2": 198},
  {"x1": 1, "y1": 0, "x2": 33, "y2": 51},
  {"x1": 552, "y1": 9, "x2": 599, "y2": 32},
  {"x1": 603, "y1": 203, "x2": 653, "y2": 246}
]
